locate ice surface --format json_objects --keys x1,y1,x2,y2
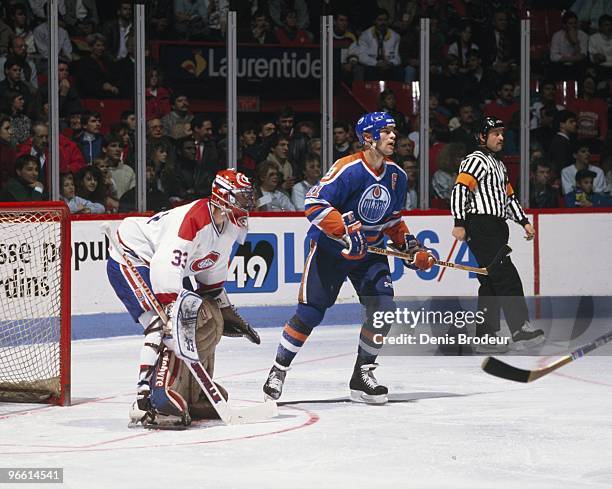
[{"x1": 1, "y1": 325, "x2": 611, "y2": 489}]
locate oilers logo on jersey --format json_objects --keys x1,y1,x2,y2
[{"x1": 358, "y1": 184, "x2": 391, "y2": 223}]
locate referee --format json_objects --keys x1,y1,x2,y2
[{"x1": 450, "y1": 117, "x2": 544, "y2": 350}]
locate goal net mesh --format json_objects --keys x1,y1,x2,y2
[{"x1": 0, "y1": 208, "x2": 65, "y2": 402}]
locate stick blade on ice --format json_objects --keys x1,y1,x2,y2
[{"x1": 481, "y1": 356, "x2": 531, "y2": 383}]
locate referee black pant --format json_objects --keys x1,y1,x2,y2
[{"x1": 465, "y1": 215, "x2": 529, "y2": 335}]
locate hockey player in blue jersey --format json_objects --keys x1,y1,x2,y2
[{"x1": 263, "y1": 112, "x2": 435, "y2": 404}]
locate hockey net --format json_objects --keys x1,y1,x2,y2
[{"x1": 0, "y1": 202, "x2": 71, "y2": 405}]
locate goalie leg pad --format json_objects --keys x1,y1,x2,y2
[
  {"x1": 163, "y1": 295, "x2": 224, "y2": 414},
  {"x1": 149, "y1": 349, "x2": 191, "y2": 426}
]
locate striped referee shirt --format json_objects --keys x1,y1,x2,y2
[{"x1": 450, "y1": 150, "x2": 528, "y2": 227}]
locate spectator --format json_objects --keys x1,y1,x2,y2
[
  {"x1": 550, "y1": 11, "x2": 588, "y2": 80},
  {"x1": 588, "y1": 14, "x2": 612, "y2": 79},
  {"x1": 112, "y1": 33, "x2": 136, "y2": 98},
  {"x1": 2, "y1": 91, "x2": 30, "y2": 146},
  {"x1": 333, "y1": 121, "x2": 351, "y2": 161},
  {"x1": 0, "y1": 36, "x2": 37, "y2": 90},
  {"x1": 76, "y1": 111, "x2": 103, "y2": 164},
  {"x1": 565, "y1": 169, "x2": 612, "y2": 207},
  {"x1": 145, "y1": 65, "x2": 172, "y2": 119},
  {"x1": 64, "y1": 109, "x2": 82, "y2": 139},
  {"x1": 268, "y1": 0, "x2": 309, "y2": 30},
  {"x1": 33, "y1": 11, "x2": 73, "y2": 64},
  {"x1": 530, "y1": 80, "x2": 565, "y2": 129},
  {"x1": 479, "y1": 9, "x2": 519, "y2": 77},
  {"x1": 255, "y1": 160, "x2": 296, "y2": 211},
  {"x1": 191, "y1": 113, "x2": 220, "y2": 171},
  {"x1": 570, "y1": 1, "x2": 612, "y2": 33},
  {"x1": 60, "y1": 172, "x2": 105, "y2": 213},
  {"x1": 401, "y1": 155, "x2": 418, "y2": 210},
  {"x1": 0, "y1": 56, "x2": 32, "y2": 110},
  {"x1": 146, "y1": 0, "x2": 174, "y2": 40},
  {"x1": 432, "y1": 143, "x2": 464, "y2": 203},
  {"x1": 64, "y1": 0, "x2": 99, "y2": 36},
  {"x1": 168, "y1": 136, "x2": 214, "y2": 199},
  {"x1": 92, "y1": 157, "x2": 119, "y2": 212},
  {"x1": 275, "y1": 9, "x2": 312, "y2": 45},
  {"x1": 289, "y1": 120, "x2": 315, "y2": 170},
  {"x1": 483, "y1": 80, "x2": 519, "y2": 126},
  {"x1": 464, "y1": 49, "x2": 496, "y2": 105},
  {"x1": 550, "y1": 110, "x2": 578, "y2": 174},
  {"x1": 35, "y1": 60, "x2": 81, "y2": 120},
  {"x1": 450, "y1": 103, "x2": 478, "y2": 153},
  {"x1": 0, "y1": 114, "x2": 16, "y2": 187},
  {"x1": 0, "y1": 154, "x2": 43, "y2": 201},
  {"x1": 393, "y1": 134, "x2": 415, "y2": 162},
  {"x1": 530, "y1": 106, "x2": 558, "y2": 154},
  {"x1": 17, "y1": 121, "x2": 86, "y2": 182},
  {"x1": 102, "y1": 1, "x2": 133, "y2": 60},
  {"x1": 6, "y1": 4, "x2": 35, "y2": 55},
  {"x1": 74, "y1": 34, "x2": 120, "y2": 98},
  {"x1": 146, "y1": 140, "x2": 170, "y2": 190},
  {"x1": 379, "y1": 88, "x2": 408, "y2": 135},
  {"x1": 161, "y1": 92, "x2": 193, "y2": 140},
  {"x1": 447, "y1": 20, "x2": 479, "y2": 74},
  {"x1": 265, "y1": 134, "x2": 296, "y2": 194},
  {"x1": 119, "y1": 163, "x2": 170, "y2": 212},
  {"x1": 173, "y1": 0, "x2": 210, "y2": 40},
  {"x1": 529, "y1": 160, "x2": 559, "y2": 208},
  {"x1": 146, "y1": 116, "x2": 176, "y2": 164},
  {"x1": 29, "y1": 0, "x2": 66, "y2": 21},
  {"x1": 567, "y1": 75, "x2": 608, "y2": 148},
  {"x1": 501, "y1": 111, "x2": 521, "y2": 156},
  {"x1": 307, "y1": 137, "x2": 321, "y2": 157},
  {"x1": 74, "y1": 165, "x2": 108, "y2": 211},
  {"x1": 432, "y1": 55, "x2": 469, "y2": 116},
  {"x1": 242, "y1": 9, "x2": 278, "y2": 44},
  {"x1": 0, "y1": 19, "x2": 11, "y2": 56},
  {"x1": 103, "y1": 134, "x2": 135, "y2": 200},
  {"x1": 357, "y1": 9, "x2": 403, "y2": 82},
  {"x1": 276, "y1": 106, "x2": 294, "y2": 138},
  {"x1": 561, "y1": 141, "x2": 606, "y2": 194},
  {"x1": 237, "y1": 123, "x2": 258, "y2": 178},
  {"x1": 291, "y1": 152, "x2": 321, "y2": 210}
]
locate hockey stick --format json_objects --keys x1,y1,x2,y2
[
  {"x1": 102, "y1": 224, "x2": 278, "y2": 425},
  {"x1": 481, "y1": 330, "x2": 612, "y2": 383},
  {"x1": 368, "y1": 244, "x2": 512, "y2": 276}
]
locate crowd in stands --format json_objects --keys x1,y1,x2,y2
[{"x1": 0, "y1": 1, "x2": 611, "y2": 212}]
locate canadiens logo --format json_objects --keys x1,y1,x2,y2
[
  {"x1": 358, "y1": 184, "x2": 391, "y2": 224},
  {"x1": 191, "y1": 251, "x2": 220, "y2": 272}
]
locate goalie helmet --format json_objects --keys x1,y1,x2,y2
[
  {"x1": 355, "y1": 111, "x2": 396, "y2": 145},
  {"x1": 211, "y1": 169, "x2": 255, "y2": 228}
]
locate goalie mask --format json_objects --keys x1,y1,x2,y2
[{"x1": 211, "y1": 169, "x2": 255, "y2": 228}]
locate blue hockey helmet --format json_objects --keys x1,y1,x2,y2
[{"x1": 355, "y1": 112, "x2": 396, "y2": 145}]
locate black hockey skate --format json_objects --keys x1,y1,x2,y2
[
  {"x1": 511, "y1": 322, "x2": 545, "y2": 350},
  {"x1": 349, "y1": 362, "x2": 388, "y2": 405},
  {"x1": 263, "y1": 365, "x2": 288, "y2": 400}
]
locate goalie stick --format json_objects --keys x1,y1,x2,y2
[
  {"x1": 482, "y1": 330, "x2": 612, "y2": 383},
  {"x1": 102, "y1": 224, "x2": 278, "y2": 425},
  {"x1": 368, "y1": 244, "x2": 512, "y2": 276}
]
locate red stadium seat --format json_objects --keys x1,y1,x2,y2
[
  {"x1": 502, "y1": 155, "x2": 520, "y2": 188},
  {"x1": 350, "y1": 81, "x2": 417, "y2": 116}
]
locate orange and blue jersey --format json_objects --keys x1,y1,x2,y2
[{"x1": 304, "y1": 151, "x2": 409, "y2": 256}]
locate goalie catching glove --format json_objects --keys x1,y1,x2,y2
[
  {"x1": 392, "y1": 234, "x2": 435, "y2": 271},
  {"x1": 208, "y1": 288, "x2": 261, "y2": 344}
]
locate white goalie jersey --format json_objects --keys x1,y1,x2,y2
[{"x1": 109, "y1": 199, "x2": 247, "y2": 305}]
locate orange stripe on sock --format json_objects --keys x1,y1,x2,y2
[{"x1": 284, "y1": 323, "x2": 309, "y2": 343}]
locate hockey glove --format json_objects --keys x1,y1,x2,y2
[
  {"x1": 206, "y1": 288, "x2": 261, "y2": 344},
  {"x1": 398, "y1": 234, "x2": 435, "y2": 271},
  {"x1": 221, "y1": 305, "x2": 261, "y2": 345},
  {"x1": 341, "y1": 211, "x2": 366, "y2": 259}
]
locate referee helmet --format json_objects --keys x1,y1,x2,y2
[{"x1": 477, "y1": 116, "x2": 504, "y2": 145}]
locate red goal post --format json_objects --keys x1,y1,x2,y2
[{"x1": 0, "y1": 201, "x2": 71, "y2": 405}]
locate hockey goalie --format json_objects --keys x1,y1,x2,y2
[{"x1": 106, "y1": 170, "x2": 260, "y2": 428}]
